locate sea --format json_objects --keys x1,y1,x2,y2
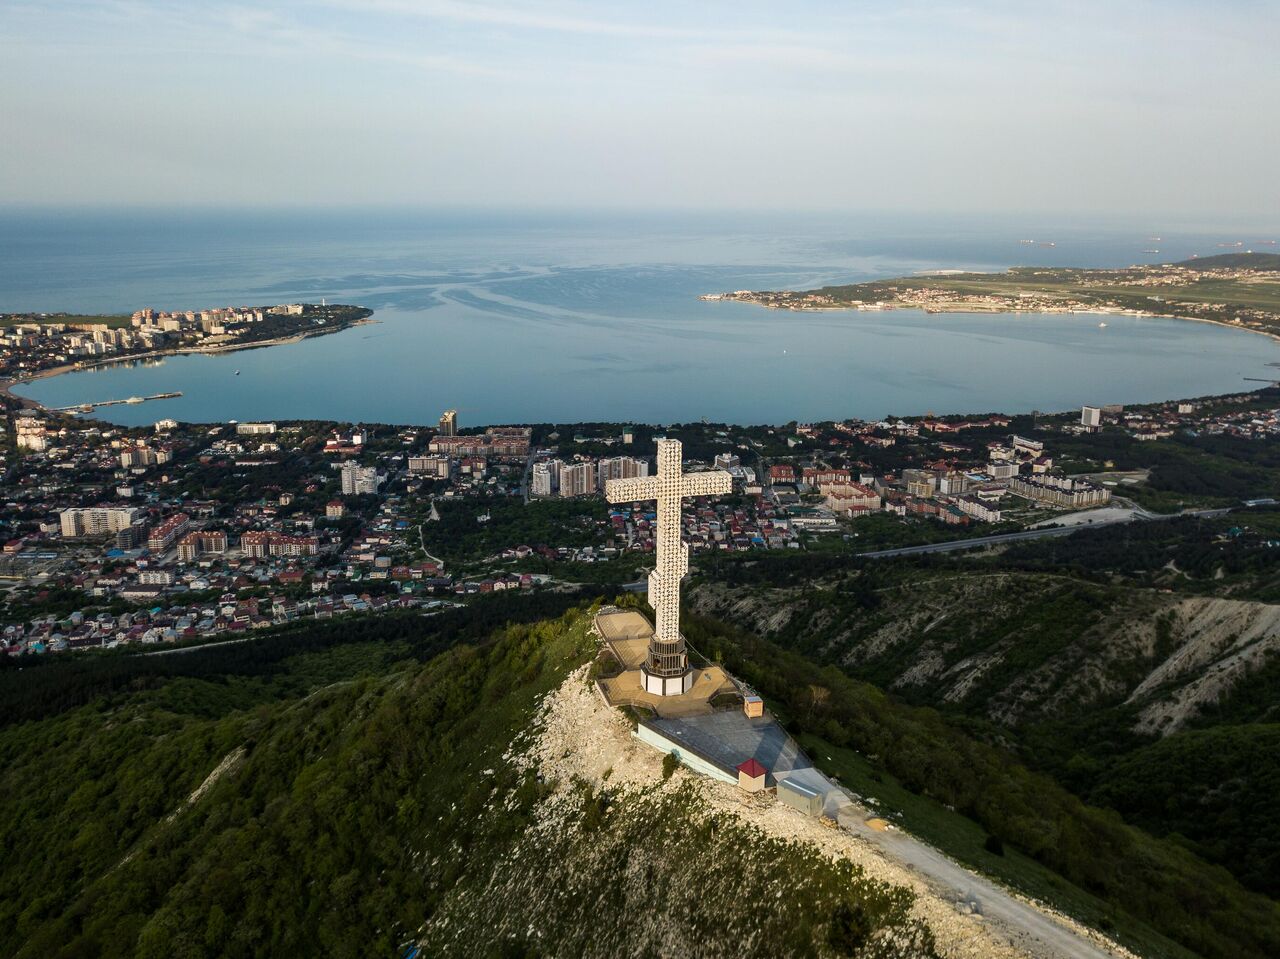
[{"x1": 3, "y1": 209, "x2": 1277, "y2": 427}]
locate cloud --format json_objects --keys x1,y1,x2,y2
[
  {"x1": 1, "y1": 0, "x2": 1277, "y2": 215},
  {"x1": 322, "y1": 0, "x2": 706, "y2": 40}
]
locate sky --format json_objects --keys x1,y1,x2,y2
[{"x1": 2, "y1": 1, "x2": 1278, "y2": 218}]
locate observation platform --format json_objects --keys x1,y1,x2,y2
[{"x1": 592, "y1": 607, "x2": 736, "y2": 718}]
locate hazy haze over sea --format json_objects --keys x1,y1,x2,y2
[{"x1": 4, "y1": 210, "x2": 1277, "y2": 427}]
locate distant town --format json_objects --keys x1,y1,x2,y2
[
  {"x1": 2, "y1": 380, "x2": 1277, "y2": 657},
  {"x1": 0, "y1": 302, "x2": 373, "y2": 388}
]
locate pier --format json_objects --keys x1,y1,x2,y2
[{"x1": 52, "y1": 391, "x2": 182, "y2": 413}]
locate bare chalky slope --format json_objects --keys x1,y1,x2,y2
[{"x1": 514, "y1": 667, "x2": 1133, "y2": 959}]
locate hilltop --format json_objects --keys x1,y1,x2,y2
[
  {"x1": 0, "y1": 599, "x2": 970, "y2": 959},
  {"x1": 3, "y1": 590, "x2": 1279, "y2": 958}
]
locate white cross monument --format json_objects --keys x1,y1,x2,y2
[{"x1": 605, "y1": 438, "x2": 732, "y2": 696}]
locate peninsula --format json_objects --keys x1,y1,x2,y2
[
  {"x1": 0, "y1": 302, "x2": 374, "y2": 385},
  {"x1": 704, "y1": 252, "x2": 1280, "y2": 339}
]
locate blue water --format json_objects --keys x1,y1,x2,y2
[{"x1": 3, "y1": 210, "x2": 1276, "y2": 426}]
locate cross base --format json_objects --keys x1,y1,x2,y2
[{"x1": 641, "y1": 665, "x2": 695, "y2": 697}]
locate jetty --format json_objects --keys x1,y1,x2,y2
[{"x1": 51, "y1": 391, "x2": 182, "y2": 413}]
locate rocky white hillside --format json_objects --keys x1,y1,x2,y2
[
  {"x1": 410, "y1": 664, "x2": 1128, "y2": 959},
  {"x1": 690, "y1": 574, "x2": 1280, "y2": 735}
]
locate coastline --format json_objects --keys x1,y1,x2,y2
[
  {"x1": 4, "y1": 304, "x2": 1275, "y2": 427},
  {"x1": 712, "y1": 297, "x2": 1280, "y2": 346},
  {"x1": 1, "y1": 316, "x2": 379, "y2": 412}
]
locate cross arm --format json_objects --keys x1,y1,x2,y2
[
  {"x1": 605, "y1": 475, "x2": 660, "y2": 504},
  {"x1": 679, "y1": 470, "x2": 733, "y2": 498}
]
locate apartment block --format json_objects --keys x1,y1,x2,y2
[
  {"x1": 147, "y1": 513, "x2": 191, "y2": 551},
  {"x1": 59, "y1": 507, "x2": 141, "y2": 538},
  {"x1": 597, "y1": 456, "x2": 649, "y2": 489},
  {"x1": 408, "y1": 455, "x2": 452, "y2": 479},
  {"x1": 558, "y1": 461, "x2": 595, "y2": 498}
]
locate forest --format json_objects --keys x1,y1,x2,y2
[
  {"x1": 1, "y1": 599, "x2": 938, "y2": 959},
  {"x1": 681, "y1": 612, "x2": 1280, "y2": 959}
]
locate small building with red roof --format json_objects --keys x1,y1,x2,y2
[{"x1": 736, "y1": 757, "x2": 767, "y2": 792}]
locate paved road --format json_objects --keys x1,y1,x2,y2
[
  {"x1": 834, "y1": 794, "x2": 1123, "y2": 959},
  {"x1": 521, "y1": 452, "x2": 535, "y2": 504},
  {"x1": 417, "y1": 510, "x2": 445, "y2": 568},
  {"x1": 857, "y1": 526, "x2": 1082, "y2": 559},
  {"x1": 858, "y1": 507, "x2": 1231, "y2": 560},
  {"x1": 145, "y1": 636, "x2": 255, "y2": 656}
]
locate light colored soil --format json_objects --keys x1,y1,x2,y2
[
  {"x1": 527, "y1": 668, "x2": 1135, "y2": 959},
  {"x1": 1129, "y1": 596, "x2": 1280, "y2": 735}
]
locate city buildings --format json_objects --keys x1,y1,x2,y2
[
  {"x1": 14, "y1": 412, "x2": 48, "y2": 451},
  {"x1": 177, "y1": 530, "x2": 227, "y2": 562},
  {"x1": 531, "y1": 460, "x2": 560, "y2": 498},
  {"x1": 119, "y1": 443, "x2": 172, "y2": 468},
  {"x1": 802, "y1": 466, "x2": 851, "y2": 488},
  {"x1": 324, "y1": 428, "x2": 368, "y2": 454},
  {"x1": 559, "y1": 462, "x2": 595, "y2": 498},
  {"x1": 7, "y1": 388, "x2": 1276, "y2": 664},
  {"x1": 241, "y1": 531, "x2": 319, "y2": 558},
  {"x1": 438, "y1": 409, "x2": 458, "y2": 436},
  {"x1": 147, "y1": 513, "x2": 191, "y2": 551},
  {"x1": 59, "y1": 507, "x2": 141, "y2": 538},
  {"x1": 769, "y1": 464, "x2": 797, "y2": 484},
  {"x1": 955, "y1": 495, "x2": 1003, "y2": 523},
  {"x1": 597, "y1": 456, "x2": 649, "y2": 489},
  {"x1": 1008, "y1": 475, "x2": 1112, "y2": 508},
  {"x1": 408, "y1": 455, "x2": 452, "y2": 479},
  {"x1": 824, "y1": 482, "x2": 881, "y2": 516},
  {"x1": 902, "y1": 469, "x2": 936, "y2": 498},
  {"x1": 429, "y1": 426, "x2": 531, "y2": 458},
  {"x1": 937, "y1": 471, "x2": 970, "y2": 495},
  {"x1": 529, "y1": 456, "x2": 647, "y2": 499},
  {"x1": 1011, "y1": 435, "x2": 1045, "y2": 457},
  {"x1": 340, "y1": 462, "x2": 383, "y2": 496}
]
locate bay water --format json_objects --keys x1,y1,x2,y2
[{"x1": 4, "y1": 210, "x2": 1276, "y2": 427}]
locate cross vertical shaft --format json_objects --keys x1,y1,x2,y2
[{"x1": 605, "y1": 438, "x2": 732, "y2": 694}]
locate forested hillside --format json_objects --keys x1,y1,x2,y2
[
  {"x1": 680, "y1": 613, "x2": 1280, "y2": 959},
  {"x1": 4, "y1": 571, "x2": 1278, "y2": 958},
  {"x1": 0, "y1": 597, "x2": 937, "y2": 959},
  {"x1": 692, "y1": 511, "x2": 1280, "y2": 904}
]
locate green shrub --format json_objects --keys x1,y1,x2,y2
[{"x1": 662, "y1": 752, "x2": 680, "y2": 780}]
